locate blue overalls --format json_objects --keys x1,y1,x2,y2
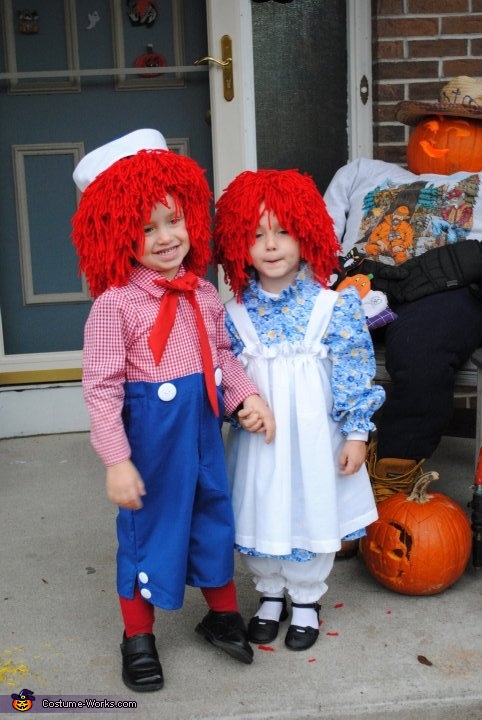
[{"x1": 116, "y1": 372, "x2": 234, "y2": 610}]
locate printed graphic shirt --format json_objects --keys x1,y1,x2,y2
[{"x1": 324, "y1": 158, "x2": 482, "y2": 264}]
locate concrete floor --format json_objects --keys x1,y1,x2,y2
[{"x1": 0, "y1": 432, "x2": 481, "y2": 719}]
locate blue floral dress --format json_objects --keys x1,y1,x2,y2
[{"x1": 224, "y1": 265, "x2": 385, "y2": 560}]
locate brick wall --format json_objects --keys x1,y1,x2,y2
[{"x1": 371, "y1": 0, "x2": 482, "y2": 165}]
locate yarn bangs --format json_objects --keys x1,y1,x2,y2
[
  {"x1": 213, "y1": 169, "x2": 341, "y2": 299},
  {"x1": 71, "y1": 150, "x2": 212, "y2": 297}
]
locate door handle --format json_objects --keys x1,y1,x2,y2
[{"x1": 195, "y1": 35, "x2": 233, "y2": 101}]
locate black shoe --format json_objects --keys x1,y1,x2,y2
[
  {"x1": 285, "y1": 602, "x2": 321, "y2": 651},
  {"x1": 195, "y1": 610, "x2": 253, "y2": 664},
  {"x1": 120, "y1": 633, "x2": 164, "y2": 692},
  {"x1": 248, "y1": 596, "x2": 289, "y2": 644}
]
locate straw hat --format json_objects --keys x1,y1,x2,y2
[{"x1": 394, "y1": 76, "x2": 482, "y2": 126}]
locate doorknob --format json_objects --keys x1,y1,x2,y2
[{"x1": 195, "y1": 35, "x2": 233, "y2": 101}]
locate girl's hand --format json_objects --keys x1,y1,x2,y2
[
  {"x1": 338, "y1": 439, "x2": 367, "y2": 476},
  {"x1": 237, "y1": 395, "x2": 276, "y2": 443},
  {"x1": 106, "y1": 460, "x2": 146, "y2": 509}
]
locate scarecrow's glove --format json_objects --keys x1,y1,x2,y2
[{"x1": 365, "y1": 240, "x2": 482, "y2": 303}]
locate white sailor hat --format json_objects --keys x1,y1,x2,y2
[{"x1": 73, "y1": 128, "x2": 168, "y2": 191}]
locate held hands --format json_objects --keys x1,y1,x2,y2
[
  {"x1": 237, "y1": 394, "x2": 276, "y2": 443},
  {"x1": 338, "y1": 439, "x2": 367, "y2": 476},
  {"x1": 106, "y1": 459, "x2": 146, "y2": 510}
]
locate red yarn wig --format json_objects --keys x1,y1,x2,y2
[
  {"x1": 72, "y1": 149, "x2": 212, "y2": 297},
  {"x1": 213, "y1": 169, "x2": 341, "y2": 299}
]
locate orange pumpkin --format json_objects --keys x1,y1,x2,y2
[
  {"x1": 12, "y1": 698, "x2": 33, "y2": 712},
  {"x1": 336, "y1": 273, "x2": 372, "y2": 298},
  {"x1": 11, "y1": 689, "x2": 35, "y2": 712},
  {"x1": 407, "y1": 115, "x2": 482, "y2": 174},
  {"x1": 360, "y1": 471, "x2": 471, "y2": 595},
  {"x1": 134, "y1": 51, "x2": 167, "y2": 78}
]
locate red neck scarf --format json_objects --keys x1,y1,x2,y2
[{"x1": 148, "y1": 271, "x2": 219, "y2": 417}]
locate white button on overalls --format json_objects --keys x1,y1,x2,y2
[
  {"x1": 214, "y1": 368, "x2": 223, "y2": 386},
  {"x1": 157, "y1": 382, "x2": 177, "y2": 401},
  {"x1": 138, "y1": 571, "x2": 151, "y2": 598}
]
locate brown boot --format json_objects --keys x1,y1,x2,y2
[
  {"x1": 366, "y1": 441, "x2": 425, "y2": 503},
  {"x1": 335, "y1": 539, "x2": 359, "y2": 560}
]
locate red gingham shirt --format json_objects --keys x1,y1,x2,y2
[{"x1": 82, "y1": 265, "x2": 259, "y2": 466}]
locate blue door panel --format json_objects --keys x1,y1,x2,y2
[{"x1": 0, "y1": 0, "x2": 211, "y2": 355}]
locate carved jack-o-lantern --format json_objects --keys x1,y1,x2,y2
[
  {"x1": 134, "y1": 49, "x2": 167, "y2": 78},
  {"x1": 12, "y1": 697, "x2": 32, "y2": 712},
  {"x1": 11, "y1": 689, "x2": 35, "y2": 712},
  {"x1": 361, "y1": 471, "x2": 472, "y2": 595},
  {"x1": 336, "y1": 273, "x2": 372, "y2": 298},
  {"x1": 407, "y1": 115, "x2": 482, "y2": 174}
]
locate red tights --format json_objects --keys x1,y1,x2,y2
[{"x1": 119, "y1": 580, "x2": 238, "y2": 638}]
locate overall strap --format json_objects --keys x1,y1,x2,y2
[
  {"x1": 225, "y1": 297, "x2": 260, "y2": 348},
  {"x1": 303, "y1": 289, "x2": 338, "y2": 346}
]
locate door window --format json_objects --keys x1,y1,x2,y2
[{"x1": 252, "y1": 0, "x2": 347, "y2": 192}]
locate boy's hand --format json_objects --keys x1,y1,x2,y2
[
  {"x1": 237, "y1": 394, "x2": 276, "y2": 443},
  {"x1": 338, "y1": 439, "x2": 367, "y2": 476},
  {"x1": 106, "y1": 459, "x2": 146, "y2": 509}
]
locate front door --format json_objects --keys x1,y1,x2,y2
[
  {"x1": 0, "y1": 0, "x2": 213, "y2": 361},
  {"x1": 0, "y1": 0, "x2": 370, "y2": 436}
]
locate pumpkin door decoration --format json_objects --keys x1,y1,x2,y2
[
  {"x1": 360, "y1": 471, "x2": 471, "y2": 595},
  {"x1": 134, "y1": 45, "x2": 167, "y2": 78},
  {"x1": 407, "y1": 116, "x2": 482, "y2": 175}
]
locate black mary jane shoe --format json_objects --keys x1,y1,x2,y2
[
  {"x1": 247, "y1": 596, "x2": 289, "y2": 644},
  {"x1": 285, "y1": 602, "x2": 321, "y2": 651},
  {"x1": 120, "y1": 633, "x2": 164, "y2": 692},
  {"x1": 195, "y1": 610, "x2": 254, "y2": 664}
]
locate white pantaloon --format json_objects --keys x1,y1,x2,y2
[{"x1": 243, "y1": 553, "x2": 336, "y2": 604}]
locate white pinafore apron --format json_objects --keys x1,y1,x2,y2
[{"x1": 225, "y1": 289, "x2": 377, "y2": 555}]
